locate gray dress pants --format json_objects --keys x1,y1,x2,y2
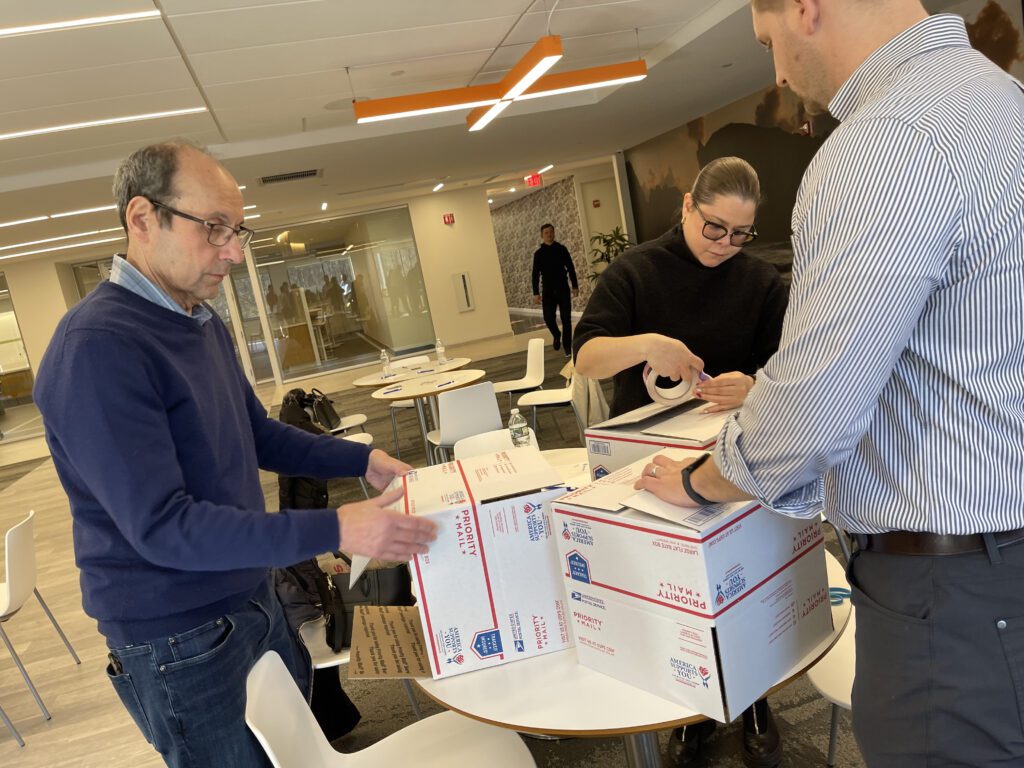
[{"x1": 848, "y1": 537, "x2": 1024, "y2": 766}]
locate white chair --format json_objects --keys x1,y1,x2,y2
[
  {"x1": 426, "y1": 382, "x2": 502, "y2": 464},
  {"x1": 387, "y1": 354, "x2": 432, "y2": 459},
  {"x1": 517, "y1": 374, "x2": 582, "y2": 441},
  {"x1": 0, "y1": 511, "x2": 81, "y2": 722},
  {"x1": 453, "y1": 428, "x2": 538, "y2": 459},
  {"x1": 246, "y1": 650, "x2": 537, "y2": 768},
  {"x1": 493, "y1": 338, "x2": 545, "y2": 408},
  {"x1": 341, "y1": 432, "x2": 375, "y2": 499},
  {"x1": 328, "y1": 413, "x2": 369, "y2": 436},
  {"x1": 806, "y1": 609, "x2": 856, "y2": 767},
  {"x1": 1, "y1": 698, "x2": 24, "y2": 747}
]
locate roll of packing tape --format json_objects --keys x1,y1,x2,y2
[{"x1": 643, "y1": 364, "x2": 710, "y2": 405}]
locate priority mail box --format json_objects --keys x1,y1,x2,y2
[
  {"x1": 585, "y1": 400, "x2": 731, "y2": 479},
  {"x1": 551, "y1": 450, "x2": 832, "y2": 721},
  {"x1": 398, "y1": 448, "x2": 573, "y2": 679}
]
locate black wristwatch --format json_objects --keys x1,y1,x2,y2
[{"x1": 682, "y1": 453, "x2": 713, "y2": 506}]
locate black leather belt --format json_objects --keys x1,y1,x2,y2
[{"x1": 853, "y1": 528, "x2": 1024, "y2": 556}]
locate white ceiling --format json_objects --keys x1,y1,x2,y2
[{"x1": 0, "y1": 0, "x2": 775, "y2": 265}]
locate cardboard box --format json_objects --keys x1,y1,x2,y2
[
  {"x1": 396, "y1": 448, "x2": 573, "y2": 679},
  {"x1": 585, "y1": 400, "x2": 731, "y2": 479},
  {"x1": 551, "y1": 449, "x2": 832, "y2": 721}
]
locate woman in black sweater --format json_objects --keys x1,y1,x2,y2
[
  {"x1": 573, "y1": 158, "x2": 787, "y2": 767},
  {"x1": 574, "y1": 156, "x2": 787, "y2": 419}
]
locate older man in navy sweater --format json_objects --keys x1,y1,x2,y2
[{"x1": 34, "y1": 141, "x2": 437, "y2": 768}]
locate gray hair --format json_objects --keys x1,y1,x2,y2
[
  {"x1": 112, "y1": 140, "x2": 211, "y2": 233},
  {"x1": 690, "y1": 156, "x2": 761, "y2": 208}
]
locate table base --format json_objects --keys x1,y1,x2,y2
[{"x1": 623, "y1": 731, "x2": 662, "y2": 768}]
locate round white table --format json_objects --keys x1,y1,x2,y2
[
  {"x1": 416, "y1": 552, "x2": 852, "y2": 768},
  {"x1": 352, "y1": 357, "x2": 471, "y2": 388},
  {"x1": 371, "y1": 369, "x2": 486, "y2": 462}
]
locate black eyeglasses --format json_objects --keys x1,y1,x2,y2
[
  {"x1": 693, "y1": 203, "x2": 757, "y2": 247},
  {"x1": 146, "y1": 198, "x2": 254, "y2": 249}
]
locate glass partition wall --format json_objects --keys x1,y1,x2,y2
[
  {"x1": 246, "y1": 205, "x2": 435, "y2": 380},
  {"x1": 0, "y1": 273, "x2": 41, "y2": 442}
]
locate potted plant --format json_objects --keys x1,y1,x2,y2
[{"x1": 588, "y1": 226, "x2": 632, "y2": 280}]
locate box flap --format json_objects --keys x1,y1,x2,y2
[
  {"x1": 349, "y1": 605, "x2": 431, "y2": 679},
  {"x1": 459, "y1": 447, "x2": 563, "y2": 501},
  {"x1": 555, "y1": 448, "x2": 700, "y2": 514},
  {"x1": 639, "y1": 404, "x2": 732, "y2": 444},
  {"x1": 622, "y1": 491, "x2": 751, "y2": 532},
  {"x1": 591, "y1": 398, "x2": 702, "y2": 430}
]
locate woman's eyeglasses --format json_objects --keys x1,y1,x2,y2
[{"x1": 693, "y1": 202, "x2": 757, "y2": 247}]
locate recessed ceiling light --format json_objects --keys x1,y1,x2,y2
[
  {"x1": 0, "y1": 107, "x2": 208, "y2": 143},
  {"x1": 1, "y1": 235, "x2": 124, "y2": 261},
  {"x1": 238, "y1": 185, "x2": 247, "y2": 190},
  {"x1": 0, "y1": 11, "x2": 160, "y2": 39},
  {"x1": 321, "y1": 202, "x2": 328, "y2": 211},
  {"x1": 432, "y1": 183, "x2": 445, "y2": 192},
  {"x1": 538, "y1": 164, "x2": 554, "y2": 174},
  {"x1": 508, "y1": 187, "x2": 516, "y2": 193},
  {"x1": 0, "y1": 216, "x2": 48, "y2": 229},
  {"x1": 243, "y1": 204, "x2": 257, "y2": 211},
  {"x1": 488, "y1": 198, "x2": 494, "y2": 204},
  {"x1": 50, "y1": 204, "x2": 117, "y2": 218},
  {"x1": 0, "y1": 227, "x2": 122, "y2": 253}
]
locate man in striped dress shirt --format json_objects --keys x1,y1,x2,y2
[{"x1": 635, "y1": 1, "x2": 1024, "y2": 764}]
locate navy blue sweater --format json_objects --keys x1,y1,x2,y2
[{"x1": 35, "y1": 282, "x2": 372, "y2": 645}]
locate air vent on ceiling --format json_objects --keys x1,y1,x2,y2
[{"x1": 257, "y1": 168, "x2": 322, "y2": 185}]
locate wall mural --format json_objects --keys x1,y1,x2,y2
[
  {"x1": 624, "y1": 0, "x2": 1024, "y2": 280},
  {"x1": 490, "y1": 176, "x2": 592, "y2": 311}
]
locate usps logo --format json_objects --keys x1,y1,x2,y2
[
  {"x1": 514, "y1": 639, "x2": 525, "y2": 652},
  {"x1": 571, "y1": 591, "x2": 582, "y2": 601},
  {"x1": 698, "y1": 666, "x2": 711, "y2": 688},
  {"x1": 562, "y1": 521, "x2": 572, "y2": 540},
  {"x1": 593, "y1": 465, "x2": 609, "y2": 479},
  {"x1": 715, "y1": 583, "x2": 726, "y2": 606}
]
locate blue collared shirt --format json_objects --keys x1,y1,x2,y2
[
  {"x1": 716, "y1": 15, "x2": 1024, "y2": 534},
  {"x1": 109, "y1": 254, "x2": 214, "y2": 326}
]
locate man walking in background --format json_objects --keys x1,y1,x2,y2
[{"x1": 532, "y1": 223, "x2": 578, "y2": 354}]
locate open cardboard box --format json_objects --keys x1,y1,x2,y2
[{"x1": 551, "y1": 449, "x2": 832, "y2": 722}]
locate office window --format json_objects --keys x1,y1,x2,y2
[{"x1": 0, "y1": 273, "x2": 40, "y2": 442}]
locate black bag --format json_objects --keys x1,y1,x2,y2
[
  {"x1": 309, "y1": 388, "x2": 341, "y2": 431},
  {"x1": 313, "y1": 554, "x2": 415, "y2": 652}
]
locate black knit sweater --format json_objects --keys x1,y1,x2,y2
[{"x1": 573, "y1": 225, "x2": 788, "y2": 417}]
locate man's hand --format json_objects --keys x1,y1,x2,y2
[
  {"x1": 571, "y1": 288, "x2": 579, "y2": 298},
  {"x1": 695, "y1": 371, "x2": 753, "y2": 413},
  {"x1": 365, "y1": 448, "x2": 412, "y2": 491},
  {"x1": 643, "y1": 334, "x2": 704, "y2": 383},
  {"x1": 337, "y1": 487, "x2": 438, "y2": 560},
  {"x1": 533, "y1": 294, "x2": 541, "y2": 305},
  {"x1": 631, "y1": 454, "x2": 701, "y2": 507}
]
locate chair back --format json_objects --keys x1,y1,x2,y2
[
  {"x1": 437, "y1": 382, "x2": 502, "y2": 445},
  {"x1": 245, "y1": 651, "x2": 343, "y2": 767},
  {"x1": 2, "y1": 511, "x2": 36, "y2": 616},
  {"x1": 454, "y1": 428, "x2": 538, "y2": 459},
  {"x1": 524, "y1": 338, "x2": 545, "y2": 384}
]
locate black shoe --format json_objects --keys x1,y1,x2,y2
[
  {"x1": 553, "y1": 338, "x2": 561, "y2": 351},
  {"x1": 563, "y1": 343, "x2": 572, "y2": 357},
  {"x1": 666, "y1": 720, "x2": 716, "y2": 766},
  {"x1": 741, "y1": 700, "x2": 781, "y2": 768}
]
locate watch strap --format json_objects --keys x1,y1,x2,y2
[{"x1": 682, "y1": 452, "x2": 713, "y2": 505}]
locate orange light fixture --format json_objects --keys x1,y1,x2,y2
[{"x1": 352, "y1": 35, "x2": 647, "y2": 132}]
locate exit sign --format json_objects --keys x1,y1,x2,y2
[
  {"x1": 442, "y1": 212, "x2": 455, "y2": 225},
  {"x1": 524, "y1": 173, "x2": 543, "y2": 188}
]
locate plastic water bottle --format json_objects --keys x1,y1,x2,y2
[
  {"x1": 434, "y1": 337, "x2": 447, "y2": 365},
  {"x1": 380, "y1": 348, "x2": 392, "y2": 376},
  {"x1": 508, "y1": 408, "x2": 530, "y2": 447}
]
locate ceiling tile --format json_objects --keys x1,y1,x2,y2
[{"x1": 0, "y1": 89, "x2": 206, "y2": 135}]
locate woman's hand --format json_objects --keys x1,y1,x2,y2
[
  {"x1": 643, "y1": 334, "x2": 705, "y2": 383},
  {"x1": 632, "y1": 454, "x2": 701, "y2": 507},
  {"x1": 694, "y1": 371, "x2": 754, "y2": 412}
]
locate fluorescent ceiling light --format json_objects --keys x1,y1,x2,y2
[
  {"x1": 0, "y1": 107, "x2": 207, "y2": 143},
  {"x1": 508, "y1": 187, "x2": 517, "y2": 193},
  {"x1": 50, "y1": 204, "x2": 117, "y2": 218},
  {"x1": 0, "y1": 227, "x2": 121, "y2": 253},
  {"x1": 432, "y1": 183, "x2": 444, "y2": 192},
  {"x1": 501, "y1": 37, "x2": 563, "y2": 99},
  {"x1": 246, "y1": 214, "x2": 262, "y2": 220},
  {"x1": 243, "y1": 204, "x2": 257, "y2": 211},
  {"x1": 258, "y1": 260, "x2": 285, "y2": 266},
  {"x1": 321, "y1": 202, "x2": 328, "y2": 211},
  {"x1": 250, "y1": 237, "x2": 275, "y2": 245},
  {"x1": 0, "y1": 216, "x2": 48, "y2": 229},
  {"x1": 2, "y1": 235, "x2": 124, "y2": 261},
  {"x1": 354, "y1": 83, "x2": 502, "y2": 124},
  {"x1": 357, "y1": 98, "x2": 499, "y2": 123},
  {"x1": 238, "y1": 185, "x2": 247, "y2": 190},
  {"x1": 538, "y1": 164, "x2": 554, "y2": 174},
  {"x1": 0, "y1": 11, "x2": 160, "y2": 38},
  {"x1": 469, "y1": 100, "x2": 512, "y2": 132},
  {"x1": 516, "y1": 61, "x2": 648, "y2": 101},
  {"x1": 516, "y1": 74, "x2": 646, "y2": 100}
]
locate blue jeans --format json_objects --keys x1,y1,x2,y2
[{"x1": 105, "y1": 576, "x2": 311, "y2": 768}]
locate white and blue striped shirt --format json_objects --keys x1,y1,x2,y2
[
  {"x1": 109, "y1": 254, "x2": 213, "y2": 325},
  {"x1": 717, "y1": 14, "x2": 1024, "y2": 534}
]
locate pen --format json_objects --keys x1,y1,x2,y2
[
  {"x1": 383, "y1": 386, "x2": 403, "y2": 394},
  {"x1": 436, "y1": 380, "x2": 454, "y2": 388}
]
